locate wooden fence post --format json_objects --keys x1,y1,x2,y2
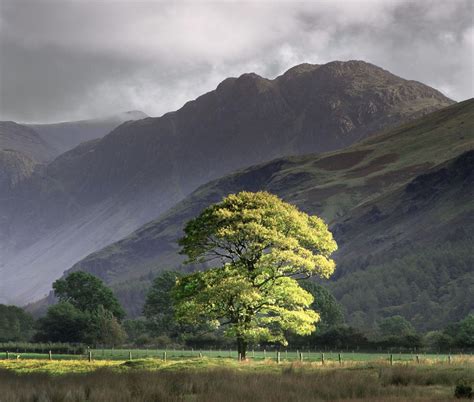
[
  {"x1": 390, "y1": 354, "x2": 393, "y2": 366},
  {"x1": 321, "y1": 353, "x2": 325, "y2": 365},
  {"x1": 276, "y1": 351, "x2": 281, "y2": 364},
  {"x1": 338, "y1": 353, "x2": 342, "y2": 365},
  {"x1": 128, "y1": 351, "x2": 132, "y2": 360},
  {"x1": 163, "y1": 351, "x2": 167, "y2": 362},
  {"x1": 263, "y1": 349, "x2": 266, "y2": 359},
  {"x1": 299, "y1": 352, "x2": 303, "y2": 362},
  {"x1": 88, "y1": 351, "x2": 92, "y2": 362},
  {"x1": 49, "y1": 350, "x2": 52, "y2": 361}
]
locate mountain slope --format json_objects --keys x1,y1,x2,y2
[
  {"x1": 0, "y1": 61, "x2": 454, "y2": 305},
  {"x1": 0, "y1": 121, "x2": 57, "y2": 162},
  {"x1": 68, "y1": 100, "x2": 474, "y2": 325},
  {"x1": 28, "y1": 110, "x2": 148, "y2": 156}
]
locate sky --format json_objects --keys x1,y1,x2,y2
[{"x1": 0, "y1": 0, "x2": 473, "y2": 123}]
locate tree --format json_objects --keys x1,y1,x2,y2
[
  {"x1": 88, "y1": 306, "x2": 126, "y2": 346},
  {"x1": 0, "y1": 304, "x2": 35, "y2": 342},
  {"x1": 300, "y1": 282, "x2": 344, "y2": 330},
  {"x1": 174, "y1": 191, "x2": 337, "y2": 359},
  {"x1": 35, "y1": 302, "x2": 89, "y2": 343},
  {"x1": 53, "y1": 271, "x2": 125, "y2": 320},
  {"x1": 37, "y1": 272, "x2": 126, "y2": 344},
  {"x1": 378, "y1": 315, "x2": 415, "y2": 338},
  {"x1": 423, "y1": 330, "x2": 454, "y2": 351},
  {"x1": 454, "y1": 314, "x2": 474, "y2": 348},
  {"x1": 143, "y1": 271, "x2": 182, "y2": 335}
]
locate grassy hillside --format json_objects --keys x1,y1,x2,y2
[{"x1": 69, "y1": 99, "x2": 474, "y2": 328}]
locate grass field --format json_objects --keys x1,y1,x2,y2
[
  {"x1": 0, "y1": 356, "x2": 472, "y2": 401},
  {"x1": 0, "y1": 348, "x2": 467, "y2": 363}
]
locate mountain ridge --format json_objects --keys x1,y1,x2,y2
[{"x1": 0, "y1": 60, "x2": 455, "y2": 305}]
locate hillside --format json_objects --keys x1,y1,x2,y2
[
  {"x1": 0, "y1": 121, "x2": 57, "y2": 162},
  {"x1": 68, "y1": 100, "x2": 474, "y2": 328},
  {"x1": 0, "y1": 60, "x2": 454, "y2": 305},
  {"x1": 28, "y1": 110, "x2": 148, "y2": 155}
]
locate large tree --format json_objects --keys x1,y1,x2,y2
[
  {"x1": 53, "y1": 271, "x2": 125, "y2": 320},
  {"x1": 174, "y1": 191, "x2": 337, "y2": 359},
  {"x1": 37, "y1": 272, "x2": 126, "y2": 344}
]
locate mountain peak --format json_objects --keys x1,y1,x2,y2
[{"x1": 279, "y1": 63, "x2": 321, "y2": 78}]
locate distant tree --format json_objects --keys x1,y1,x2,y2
[
  {"x1": 35, "y1": 302, "x2": 88, "y2": 343},
  {"x1": 0, "y1": 304, "x2": 35, "y2": 342},
  {"x1": 378, "y1": 315, "x2": 415, "y2": 338},
  {"x1": 174, "y1": 191, "x2": 337, "y2": 359},
  {"x1": 143, "y1": 271, "x2": 182, "y2": 335},
  {"x1": 300, "y1": 282, "x2": 344, "y2": 330},
  {"x1": 88, "y1": 306, "x2": 126, "y2": 346},
  {"x1": 423, "y1": 330, "x2": 454, "y2": 351},
  {"x1": 53, "y1": 271, "x2": 125, "y2": 320},
  {"x1": 37, "y1": 272, "x2": 126, "y2": 344},
  {"x1": 454, "y1": 314, "x2": 474, "y2": 348},
  {"x1": 315, "y1": 325, "x2": 369, "y2": 350},
  {"x1": 123, "y1": 318, "x2": 149, "y2": 344}
]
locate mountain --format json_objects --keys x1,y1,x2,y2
[
  {"x1": 0, "y1": 121, "x2": 57, "y2": 162},
  {"x1": 67, "y1": 100, "x2": 474, "y2": 327},
  {"x1": 28, "y1": 110, "x2": 148, "y2": 156},
  {"x1": 0, "y1": 60, "x2": 454, "y2": 306},
  {"x1": 0, "y1": 150, "x2": 36, "y2": 200}
]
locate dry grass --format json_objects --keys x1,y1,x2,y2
[{"x1": 0, "y1": 358, "x2": 472, "y2": 401}]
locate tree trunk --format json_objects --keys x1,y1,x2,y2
[{"x1": 237, "y1": 336, "x2": 247, "y2": 360}]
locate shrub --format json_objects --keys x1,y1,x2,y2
[{"x1": 455, "y1": 380, "x2": 473, "y2": 399}]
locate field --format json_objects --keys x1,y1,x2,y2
[
  {"x1": 0, "y1": 354, "x2": 472, "y2": 401},
  {"x1": 0, "y1": 348, "x2": 466, "y2": 362}
]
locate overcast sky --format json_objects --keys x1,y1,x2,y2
[{"x1": 0, "y1": 0, "x2": 472, "y2": 123}]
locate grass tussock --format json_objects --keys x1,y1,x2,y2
[{"x1": 0, "y1": 360, "x2": 472, "y2": 401}]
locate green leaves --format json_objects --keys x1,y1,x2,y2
[
  {"x1": 174, "y1": 191, "x2": 337, "y2": 351},
  {"x1": 53, "y1": 271, "x2": 125, "y2": 320}
]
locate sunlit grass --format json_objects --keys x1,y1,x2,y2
[
  {"x1": 0, "y1": 358, "x2": 121, "y2": 374},
  {"x1": 0, "y1": 354, "x2": 472, "y2": 375}
]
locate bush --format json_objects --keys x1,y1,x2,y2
[{"x1": 455, "y1": 380, "x2": 473, "y2": 399}]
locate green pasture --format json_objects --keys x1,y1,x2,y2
[{"x1": 0, "y1": 349, "x2": 468, "y2": 364}]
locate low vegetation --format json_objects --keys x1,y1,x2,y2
[{"x1": 0, "y1": 358, "x2": 472, "y2": 401}]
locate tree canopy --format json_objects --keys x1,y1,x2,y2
[
  {"x1": 0, "y1": 304, "x2": 35, "y2": 342},
  {"x1": 53, "y1": 271, "x2": 125, "y2": 320},
  {"x1": 378, "y1": 315, "x2": 415, "y2": 338},
  {"x1": 299, "y1": 281, "x2": 345, "y2": 330},
  {"x1": 37, "y1": 272, "x2": 126, "y2": 345},
  {"x1": 174, "y1": 191, "x2": 337, "y2": 358},
  {"x1": 143, "y1": 271, "x2": 182, "y2": 336}
]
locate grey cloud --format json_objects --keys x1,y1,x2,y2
[{"x1": 0, "y1": 0, "x2": 472, "y2": 123}]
